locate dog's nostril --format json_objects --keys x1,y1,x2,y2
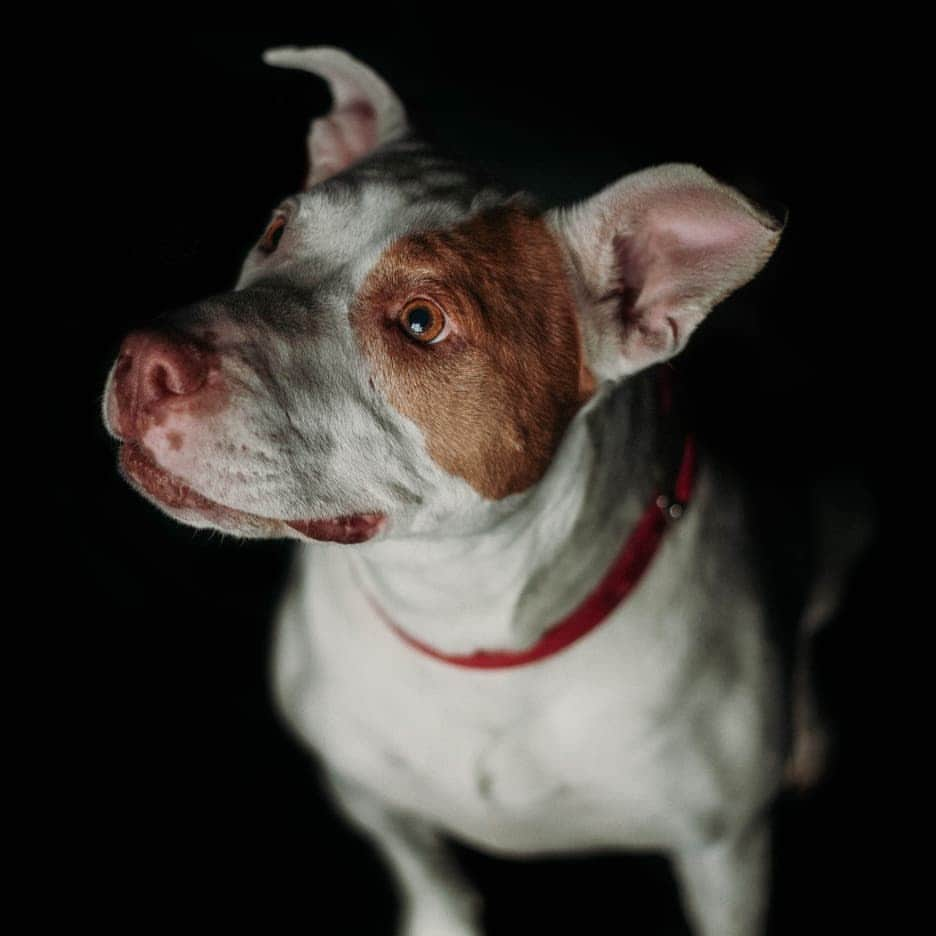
[
  {"x1": 145, "y1": 359, "x2": 195, "y2": 399},
  {"x1": 137, "y1": 336, "x2": 207, "y2": 399},
  {"x1": 112, "y1": 329, "x2": 211, "y2": 437}
]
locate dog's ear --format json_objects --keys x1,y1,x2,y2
[
  {"x1": 548, "y1": 164, "x2": 783, "y2": 381},
  {"x1": 263, "y1": 46, "x2": 408, "y2": 189}
]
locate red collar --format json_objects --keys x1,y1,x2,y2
[{"x1": 376, "y1": 425, "x2": 698, "y2": 670}]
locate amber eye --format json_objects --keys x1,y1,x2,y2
[
  {"x1": 259, "y1": 215, "x2": 287, "y2": 254},
  {"x1": 399, "y1": 299, "x2": 447, "y2": 344}
]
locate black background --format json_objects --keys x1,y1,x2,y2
[{"x1": 52, "y1": 28, "x2": 895, "y2": 935}]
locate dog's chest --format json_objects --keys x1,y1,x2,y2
[{"x1": 271, "y1": 539, "x2": 769, "y2": 854}]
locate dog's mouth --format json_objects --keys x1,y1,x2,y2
[{"x1": 118, "y1": 442, "x2": 386, "y2": 544}]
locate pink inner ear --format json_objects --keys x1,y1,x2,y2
[
  {"x1": 610, "y1": 182, "x2": 780, "y2": 363},
  {"x1": 664, "y1": 202, "x2": 763, "y2": 250},
  {"x1": 308, "y1": 101, "x2": 378, "y2": 186},
  {"x1": 263, "y1": 48, "x2": 409, "y2": 190}
]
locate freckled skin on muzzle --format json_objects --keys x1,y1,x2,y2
[
  {"x1": 102, "y1": 116, "x2": 588, "y2": 545},
  {"x1": 102, "y1": 286, "x2": 403, "y2": 543}
]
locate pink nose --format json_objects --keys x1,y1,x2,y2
[{"x1": 110, "y1": 330, "x2": 210, "y2": 440}]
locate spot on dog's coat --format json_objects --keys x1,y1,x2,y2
[{"x1": 353, "y1": 205, "x2": 593, "y2": 499}]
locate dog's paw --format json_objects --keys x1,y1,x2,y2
[
  {"x1": 399, "y1": 901, "x2": 482, "y2": 936},
  {"x1": 400, "y1": 922, "x2": 481, "y2": 936}
]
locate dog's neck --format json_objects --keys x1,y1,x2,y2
[{"x1": 343, "y1": 370, "x2": 668, "y2": 656}]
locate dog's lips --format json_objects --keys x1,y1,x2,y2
[
  {"x1": 118, "y1": 442, "x2": 386, "y2": 543},
  {"x1": 286, "y1": 515, "x2": 386, "y2": 544}
]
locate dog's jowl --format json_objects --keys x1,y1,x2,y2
[{"x1": 102, "y1": 46, "x2": 867, "y2": 936}]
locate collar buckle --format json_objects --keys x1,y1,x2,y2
[{"x1": 655, "y1": 494, "x2": 685, "y2": 521}]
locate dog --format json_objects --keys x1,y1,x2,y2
[{"x1": 101, "y1": 46, "x2": 868, "y2": 935}]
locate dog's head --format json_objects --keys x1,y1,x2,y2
[{"x1": 102, "y1": 47, "x2": 782, "y2": 544}]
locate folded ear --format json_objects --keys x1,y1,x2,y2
[
  {"x1": 263, "y1": 46, "x2": 409, "y2": 189},
  {"x1": 547, "y1": 164, "x2": 784, "y2": 381}
]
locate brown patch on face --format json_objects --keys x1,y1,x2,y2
[{"x1": 353, "y1": 205, "x2": 593, "y2": 500}]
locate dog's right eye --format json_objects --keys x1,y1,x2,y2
[{"x1": 259, "y1": 215, "x2": 287, "y2": 254}]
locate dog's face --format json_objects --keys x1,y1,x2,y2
[{"x1": 102, "y1": 47, "x2": 781, "y2": 544}]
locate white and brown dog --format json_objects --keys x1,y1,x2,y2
[{"x1": 102, "y1": 47, "x2": 865, "y2": 936}]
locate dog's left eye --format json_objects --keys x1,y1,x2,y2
[
  {"x1": 259, "y1": 215, "x2": 287, "y2": 254},
  {"x1": 399, "y1": 299, "x2": 447, "y2": 344}
]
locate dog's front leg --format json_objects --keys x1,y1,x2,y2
[
  {"x1": 671, "y1": 817, "x2": 770, "y2": 936},
  {"x1": 326, "y1": 772, "x2": 482, "y2": 936}
]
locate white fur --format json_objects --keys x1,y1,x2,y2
[{"x1": 274, "y1": 428, "x2": 782, "y2": 936}]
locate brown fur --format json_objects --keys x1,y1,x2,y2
[{"x1": 353, "y1": 206, "x2": 592, "y2": 499}]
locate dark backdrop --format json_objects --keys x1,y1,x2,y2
[{"x1": 55, "y1": 29, "x2": 891, "y2": 935}]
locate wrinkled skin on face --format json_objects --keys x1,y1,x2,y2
[{"x1": 103, "y1": 149, "x2": 588, "y2": 542}]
